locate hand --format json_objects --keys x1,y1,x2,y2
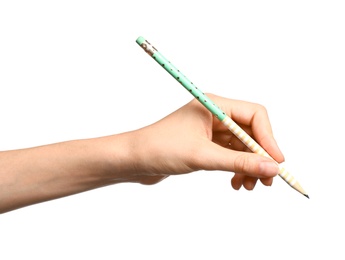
[
  {"x1": 0, "y1": 93, "x2": 284, "y2": 213},
  {"x1": 131, "y1": 93, "x2": 285, "y2": 190}
]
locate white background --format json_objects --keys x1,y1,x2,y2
[{"x1": 0, "y1": 1, "x2": 344, "y2": 259}]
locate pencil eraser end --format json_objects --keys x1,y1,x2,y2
[{"x1": 136, "y1": 36, "x2": 145, "y2": 45}]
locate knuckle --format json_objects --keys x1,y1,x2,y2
[
  {"x1": 258, "y1": 104, "x2": 269, "y2": 117},
  {"x1": 254, "y1": 103, "x2": 267, "y2": 114},
  {"x1": 233, "y1": 154, "x2": 251, "y2": 174}
]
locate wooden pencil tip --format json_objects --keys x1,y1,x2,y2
[{"x1": 304, "y1": 194, "x2": 310, "y2": 199}]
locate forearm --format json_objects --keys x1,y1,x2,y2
[{"x1": 0, "y1": 133, "x2": 137, "y2": 213}]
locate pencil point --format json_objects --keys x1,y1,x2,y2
[{"x1": 304, "y1": 194, "x2": 309, "y2": 199}]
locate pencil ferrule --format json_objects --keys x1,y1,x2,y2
[{"x1": 140, "y1": 40, "x2": 158, "y2": 57}]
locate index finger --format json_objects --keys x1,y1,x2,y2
[{"x1": 217, "y1": 96, "x2": 285, "y2": 163}]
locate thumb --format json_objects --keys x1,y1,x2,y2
[{"x1": 201, "y1": 142, "x2": 279, "y2": 178}]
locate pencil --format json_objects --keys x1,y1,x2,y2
[{"x1": 136, "y1": 36, "x2": 309, "y2": 198}]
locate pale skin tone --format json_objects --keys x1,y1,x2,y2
[{"x1": 0, "y1": 94, "x2": 284, "y2": 214}]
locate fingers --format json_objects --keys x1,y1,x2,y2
[
  {"x1": 231, "y1": 174, "x2": 258, "y2": 190},
  {"x1": 181, "y1": 94, "x2": 283, "y2": 191},
  {"x1": 233, "y1": 102, "x2": 284, "y2": 162},
  {"x1": 231, "y1": 174, "x2": 273, "y2": 190},
  {"x1": 229, "y1": 150, "x2": 277, "y2": 190},
  {"x1": 209, "y1": 94, "x2": 285, "y2": 163},
  {"x1": 196, "y1": 139, "x2": 279, "y2": 190}
]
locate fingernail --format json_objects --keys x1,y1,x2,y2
[{"x1": 259, "y1": 161, "x2": 279, "y2": 177}]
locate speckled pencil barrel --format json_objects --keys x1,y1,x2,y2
[{"x1": 136, "y1": 36, "x2": 308, "y2": 198}]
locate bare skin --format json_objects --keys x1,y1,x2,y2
[{"x1": 0, "y1": 94, "x2": 284, "y2": 214}]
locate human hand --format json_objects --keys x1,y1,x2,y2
[
  {"x1": 130, "y1": 93, "x2": 285, "y2": 190},
  {"x1": 0, "y1": 93, "x2": 285, "y2": 213}
]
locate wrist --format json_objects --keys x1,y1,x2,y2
[{"x1": 104, "y1": 128, "x2": 168, "y2": 185}]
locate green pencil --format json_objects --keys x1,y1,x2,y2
[{"x1": 136, "y1": 36, "x2": 308, "y2": 198}]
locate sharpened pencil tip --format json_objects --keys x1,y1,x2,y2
[{"x1": 304, "y1": 194, "x2": 309, "y2": 199}]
